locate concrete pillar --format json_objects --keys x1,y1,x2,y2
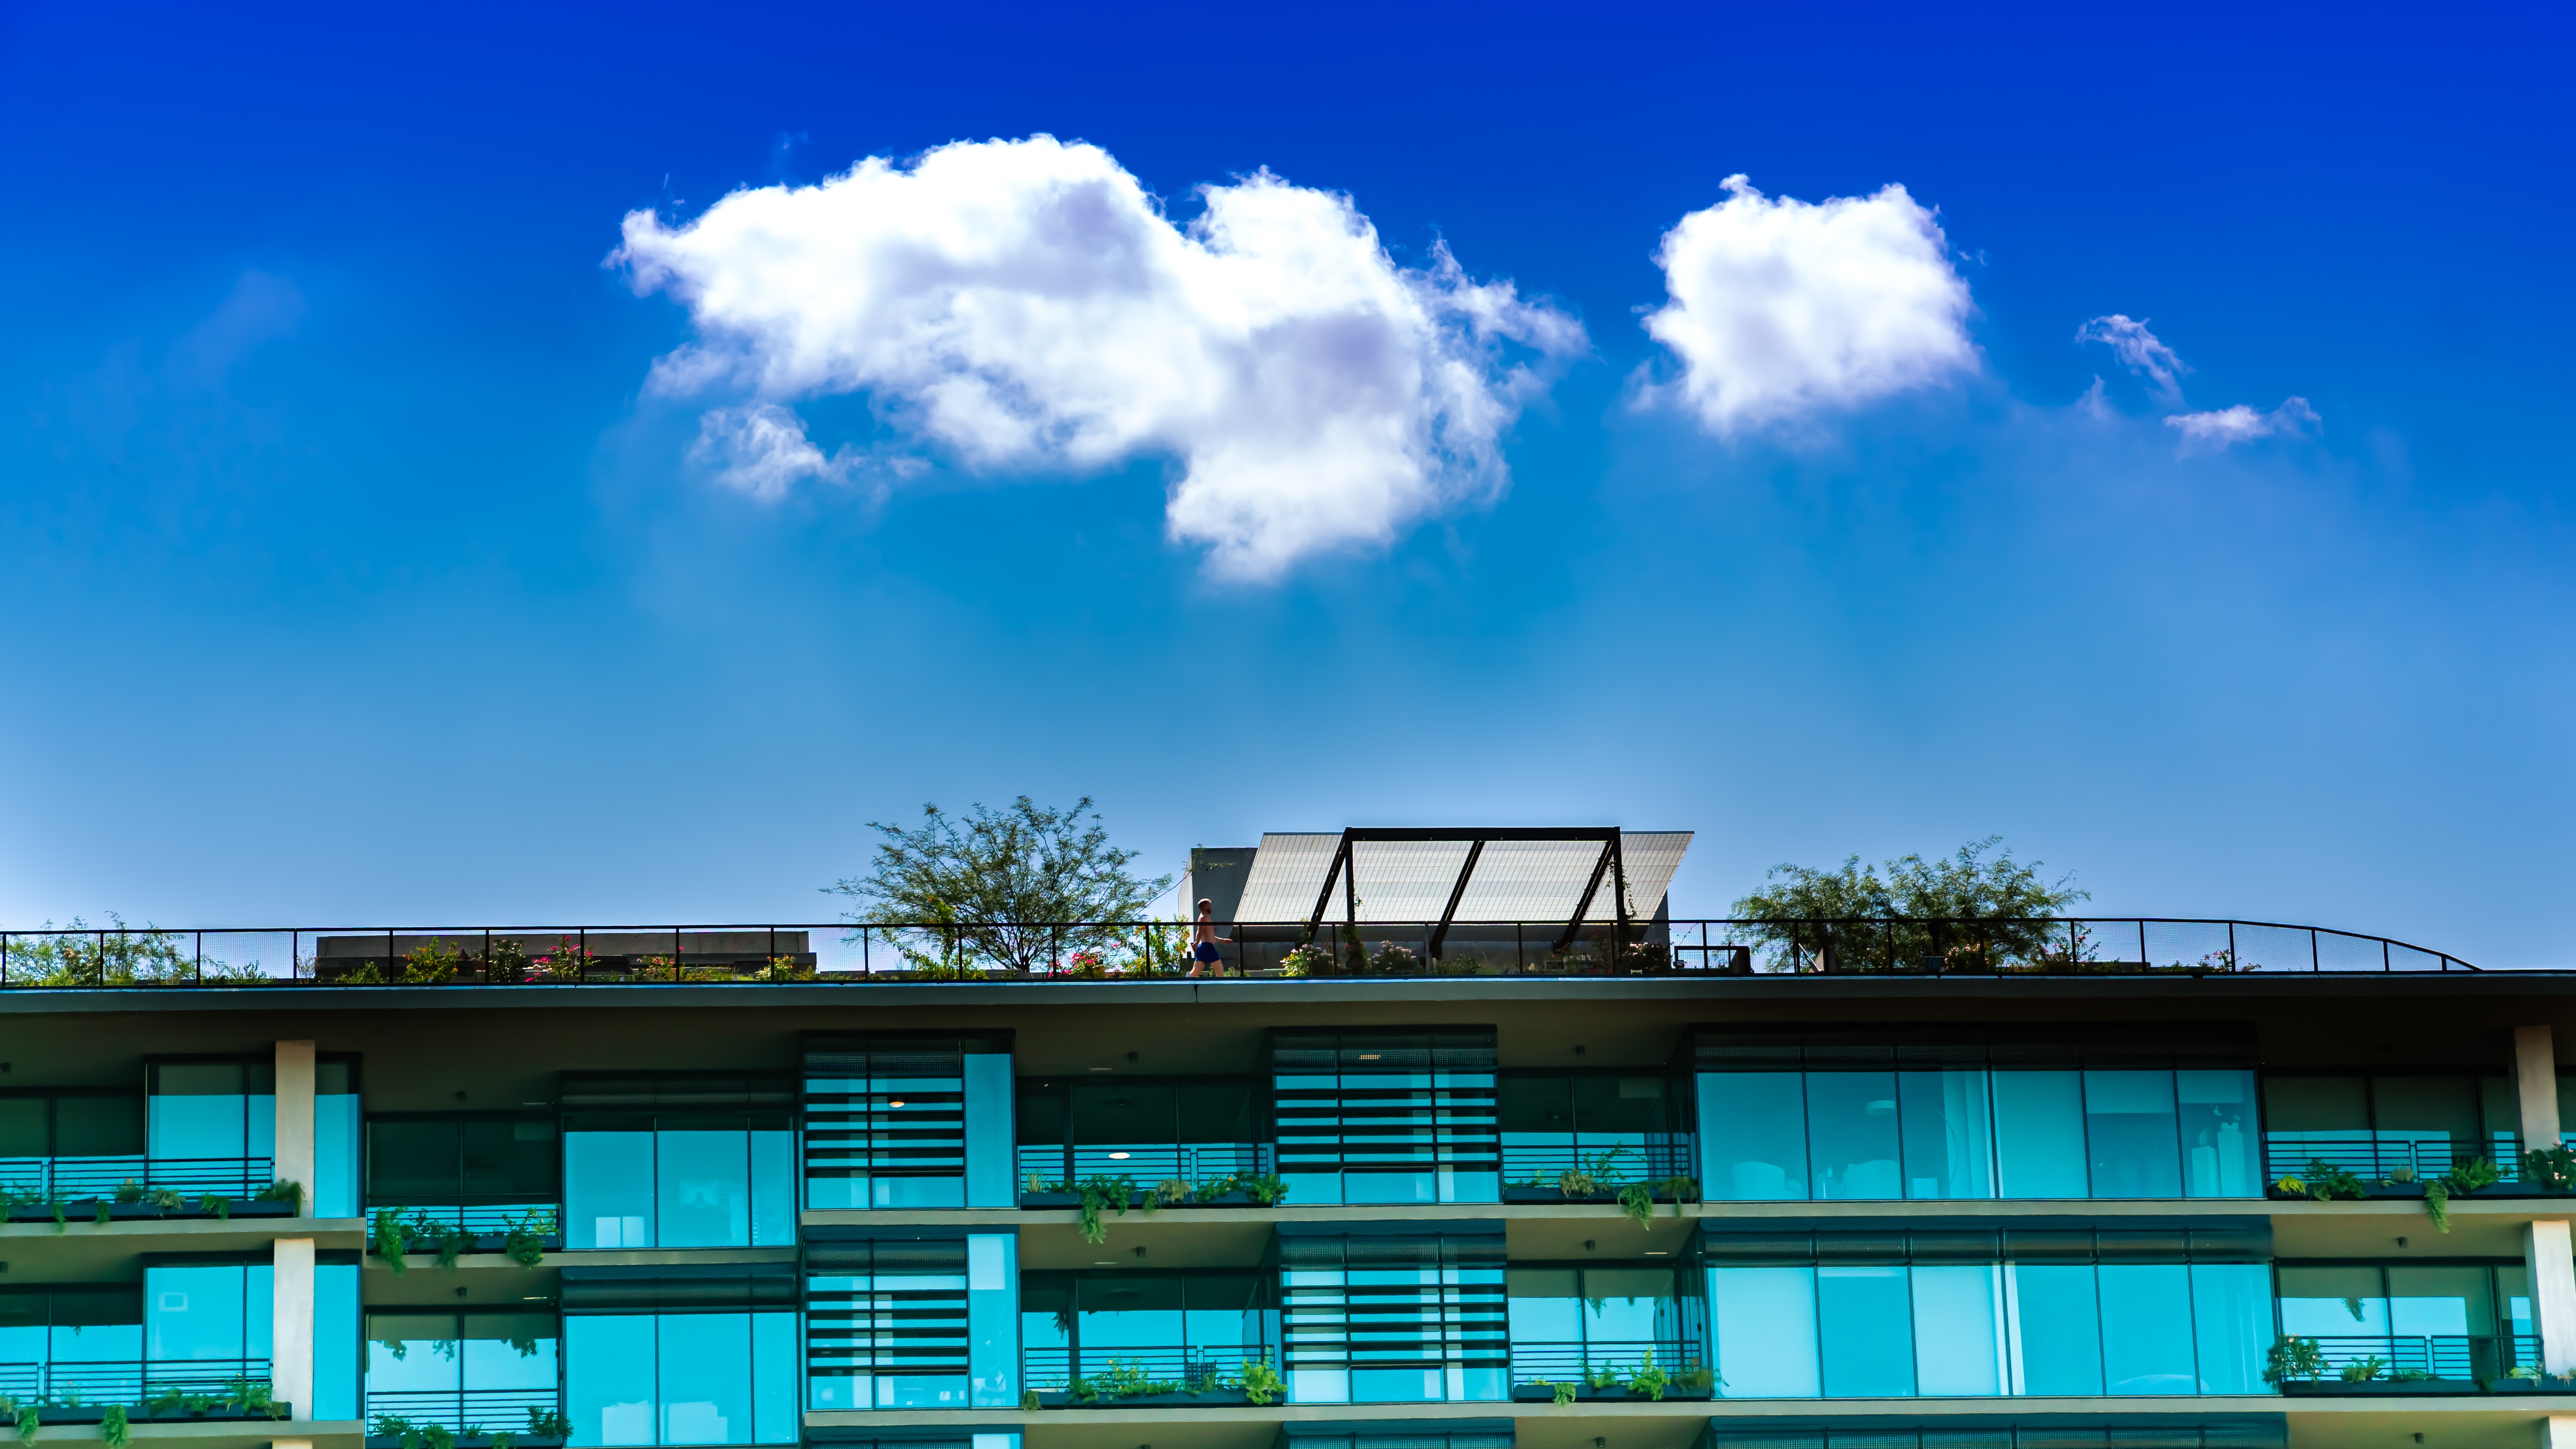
[
  {"x1": 2530, "y1": 1219, "x2": 2576, "y2": 1375},
  {"x1": 2547, "y1": 1416, "x2": 2576, "y2": 1449},
  {"x1": 272, "y1": 1236, "x2": 314, "y2": 1419},
  {"x1": 2520, "y1": 1027, "x2": 2562, "y2": 1152},
  {"x1": 273, "y1": 1040, "x2": 314, "y2": 1213}
]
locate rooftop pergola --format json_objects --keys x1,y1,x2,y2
[{"x1": 1231, "y1": 827, "x2": 1693, "y2": 955}]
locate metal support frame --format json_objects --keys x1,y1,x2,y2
[{"x1": 1299, "y1": 827, "x2": 1630, "y2": 961}]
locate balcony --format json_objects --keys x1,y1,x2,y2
[
  {"x1": 0, "y1": 1156, "x2": 290, "y2": 1220},
  {"x1": 1024, "y1": 1346, "x2": 1281, "y2": 1407},
  {"x1": 1015, "y1": 1144, "x2": 1271, "y2": 1201},
  {"x1": 0, "y1": 1358, "x2": 274, "y2": 1407},
  {"x1": 367, "y1": 1203, "x2": 564, "y2": 1256},
  {"x1": 0, "y1": 915, "x2": 2484, "y2": 989},
  {"x1": 2262, "y1": 1134, "x2": 2546, "y2": 1195},
  {"x1": 362, "y1": 1387, "x2": 564, "y2": 1436},
  {"x1": 2273, "y1": 1334, "x2": 2543, "y2": 1394},
  {"x1": 1500, "y1": 1143, "x2": 1696, "y2": 1204},
  {"x1": 1506, "y1": 1341, "x2": 1715, "y2": 1401}
]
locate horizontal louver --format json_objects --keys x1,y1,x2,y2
[
  {"x1": 1270, "y1": 1030, "x2": 1499, "y2": 1180},
  {"x1": 1280, "y1": 1234, "x2": 1506, "y2": 1374},
  {"x1": 804, "y1": 1038, "x2": 984, "y2": 1190},
  {"x1": 805, "y1": 1242, "x2": 969, "y2": 1384}
]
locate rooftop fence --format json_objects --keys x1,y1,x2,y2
[{"x1": 0, "y1": 916, "x2": 2479, "y2": 988}]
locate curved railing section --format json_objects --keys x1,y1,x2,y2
[{"x1": 0, "y1": 915, "x2": 2478, "y2": 986}]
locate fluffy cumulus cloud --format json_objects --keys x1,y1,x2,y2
[
  {"x1": 1640, "y1": 175, "x2": 1976, "y2": 435},
  {"x1": 2166, "y1": 397, "x2": 2322, "y2": 452},
  {"x1": 614, "y1": 136, "x2": 1583, "y2": 578}
]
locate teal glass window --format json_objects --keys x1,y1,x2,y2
[
  {"x1": 0, "y1": 1288, "x2": 143, "y2": 1402},
  {"x1": 1015, "y1": 1076, "x2": 1266, "y2": 1191},
  {"x1": 2263, "y1": 1073, "x2": 2515, "y2": 1182},
  {"x1": 1496, "y1": 1072, "x2": 1687, "y2": 1191},
  {"x1": 2277, "y1": 1264, "x2": 2528, "y2": 1379},
  {"x1": 365, "y1": 1311, "x2": 557, "y2": 1432},
  {"x1": 1020, "y1": 1270, "x2": 1270, "y2": 1399},
  {"x1": 315, "y1": 1261, "x2": 359, "y2": 1420},
  {"x1": 565, "y1": 1310, "x2": 796, "y2": 1446},
  {"x1": 805, "y1": 1035, "x2": 1012, "y2": 1210},
  {"x1": 1703, "y1": 1227, "x2": 2269, "y2": 1400},
  {"x1": 367, "y1": 1113, "x2": 560, "y2": 1234},
  {"x1": 316, "y1": 1060, "x2": 361, "y2": 1218},
  {"x1": 560, "y1": 1074, "x2": 794, "y2": 1250},
  {"x1": 1502, "y1": 1264, "x2": 1704, "y2": 1396},
  {"x1": 144, "y1": 1262, "x2": 272, "y2": 1382},
  {"x1": 1688, "y1": 1030, "x2": 2260, "y2": 1202}
]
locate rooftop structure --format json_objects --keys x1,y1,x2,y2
[{"x1": 0, "y1": 829, "x2": 2561, "y2": 1449}]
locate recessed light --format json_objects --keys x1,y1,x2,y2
[
  {"x1": 1358, "y1": 1054, "x2": 1380, "y2": 1060},
  {"x1": 1088, "y1": 1067, "x2": 1114, "y2": 1073},
  {"x1": 1108, "y1": 1152, "x2": 1131, "y2": 1160},
  {"x1": 888, "y1": 1101, "x2": 905, "y2": 1108},
  {"x1": 1094, "y1": 1261, "x2": 1116, "y2": 1266},
  {"x1": 1646, "y1": 1251, "x2": 1668, "y2": 1256}
]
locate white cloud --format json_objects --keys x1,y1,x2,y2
[
  {"x1": 614, "y1": 136, "x2": 1583, "y2": 578},
  {"x1": 1640, "y1": 175, "x2": 1975, "y2": 435},
  {"x1": 2075, "y1": 314, "x2": 2188, "y2": 404},
  {"x1": 2165, "y1": 397, "x2": 2321, "y2": 453}
]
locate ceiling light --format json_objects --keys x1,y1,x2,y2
[
  {"x1": 1358, "y1": 1054, "x2": 1381, "y2": 1060},
  {"x1": 888, "y1": 1100, "x2": 905, "y2": 1108},
  {"x1": 1646, "y1": 1251, "x2": 1668, "y2": 1256},
  {"x1": 1108, "y1": 1152, "x2": 1131, "y2": 1160},
  {"x1": 1088, "y1": 1067, "x2": 1114, "y2": 1073}
]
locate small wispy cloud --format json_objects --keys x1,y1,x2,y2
[
  {"x1": 2074, "y1": 314, "x2": 2188, "y2": 406},
  {"x1": 2166, "y1": 397, "x2": 2322, "y2": 453},
  {"x1": 1639, "y1": 175, "x2": 1977, "y2": 436}
]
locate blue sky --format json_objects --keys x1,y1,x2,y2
[{"x1": 2, "y1": 1, "x2": 2569, "y2": 963}]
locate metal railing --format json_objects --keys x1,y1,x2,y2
[
  {"x1": 1015, "y1": 1144, "x2": 1269, "y2": 1190},
  {"x1": 2263, "y1": 1134, "x2": 2527, "y2": 1185},
  {"x1": 0, "y1": 915, "x2": 2479, "y2": 988},
  {"x1": 1022, "y1": 1345, "x2": 1276, "y2": 1397},
  {"x1": 1507, "y1": 1340, "x2": 1705, "y2": 1388},
  {"x1": 0, "y1": 1358, "x2": 273, "y2": 1405},
  {"x1": 0, "y1": 1156, "x2": 276, "y2": 1199},
  {"x1": 1501, "y1": 1143, "x2": 1695, "y2": 1190},
  {"x1": 366, "y1": 1203, "x2": 562, "y2": 1238},
  {"x1": 364, "y1": 1388, "x2": 560, "y2": 1433},
  {"x1": 2292, "y1": 1334, "x2": 2540, "y2": 1381}
]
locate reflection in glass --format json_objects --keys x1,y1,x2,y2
[
  {"x1": 1817, "y1": 1266, "x2": 1912, "y2": 1395},
  {"x1": 1709, "y1": 1267, "x2": 1819, "y2": 1398},
  {"x1": 1910, "y1": 1265, "x2": 2003, "y2": 1395},
  {"x1": 2083, "y1": 1071, "x2": 2181, "y2": 1198},
  {"x1": 2097, "y1": 1264, "x2": 2195, "y2": 1394},
  {"x1": 2005, "y1": 1264, "x2": 2100, "y2": 1395},
  {"x1": 1993, "y1": 1073, "x2": 2088, "y2": 1199},
  {"x1": 1899, "y1": 1071, "x2": 1995, "y2": 1199},
  {"x1": 1698, "y1": 1076, "x2": 1807, "y2": 1200},
  {"x1": 1806, "y1": 1075, "x2": 1902, "y2": 1200},
  {"x1": 2190, "y1": 1264, "x2": 2274, "y2": 1394},
  {"x1": 2177, "y1": 1070, "x2": 2258, "y2": 1198},
  {"x1": 566, "y1": 1313, "x2": 795, "y2": 1446}
]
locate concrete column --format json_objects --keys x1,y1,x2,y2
[
  {"x1": 2547, "y1": 1415, "x2": 2576, "y2": 1449},
  {"x1": 2530, "y1": 1219, "x2": 2576, "y2": 1375},
  {"x1": 272, "y1": 1236, "x2": 314, "y2": 1419},
  {"x1": 273, "y1": 1040, "x2": 314, "y2": 1213},
  {"x1": 2520, "y1": 1026, "x2": 2563, "y2": 1152}
]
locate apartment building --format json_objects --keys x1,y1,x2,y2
[{"x1": 0, "y1": 828, "x2": 2569, "y2": 1449}]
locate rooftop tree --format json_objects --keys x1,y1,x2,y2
[
  {"x1": 1729, "y1": 837, "x2": 2086, "y2": 973},
  {"x1": 829, "y1": 796, "x2": 1173, "y2": 973}
]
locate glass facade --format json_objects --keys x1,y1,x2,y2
[
  {"x1": 1692, "y1": 1030, "x2": 2260, "y2": 1202},
  {"x1": 368, "y1": 1113, "x2": 561, "y2": 1229},
  {"x1": 562, "y1": 1276, "x2": 797, "y2": 1449},
  {"x1": 2260, "y1": 1074, "x2": 2523, "y2": 1182},
  {"x1": 0, "y1": 1288, "x2": 143, "y2": 1401},
  {"x1": 805, "y1": 1034, "x2": 1015, "y2": 1210},
  {"x1": 1271, "y1": 1030, "x2": 1500, "y2": 1206},
  {"x1": 365, "y1": 1311, "x2": 557, "y2": 1433},
  {"x1": 1014, "y1": 1076, "x2": 1266, "y2": 1188},
  {"x1": 1278, "y1": 1229, "x2": 1506, "y2": 1404},
  {"x1": 1702, "y1": 1227, "x2": 2273, "y2": 1399},
  {"x1": 2275, "y1": 1263, "x2": 2537, "y2": 1378},
  {"x1": 1496, "y1": 1071, "x2": 1690, "y2": 1190},
  {"x1": 1504, "y1": 1262, "x2": 1707, "y2": 1393},
  {"x1": 561, "y1": 1074, "x2": 796, "y2": 1249},
  {"x1": 806, "y1": 1234, "x2": 1017, "y2": 1411},
  {"x1": 1018, "y1": 1270, "x2": 1273, "y2": 1396}
]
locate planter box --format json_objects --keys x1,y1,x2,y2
[
  {"x1": 6, "y1": 1199, "x2": 297, "y2": 1225},
  {"x1": 34, "y1": 1408, "x2": 293, "y2": 1425},
  {"x1": 368, "y1": 1437, "x2": 566, "y2": 1448},
  {"x1": 2278, "y1": 1379, "x2": 2479, "y2": 1396},
  {"x1": 1016, "y1": 1192, "x2": 1263, "y2": 1210},
  {"x1": 1510, "y1": 1385, "x2": 1714, "y2": 1403},
  {"x1": 1036, "y1": 1389, "x2": 1259, "y2": 1409}
]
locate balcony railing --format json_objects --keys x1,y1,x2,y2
[
  {"x1": 0, "y1": 915, "x2": 2478, "y2": 988},
  {"x1": 2291, "y1": 1334, "x2": 2540, "y2": 1382},
  {"x1": 1015, "y1": 1144, "x2": 1270, "y2": 1192},
  {"x1": 0, "y1": 1156, "x2": 278, "y2": 1200},
  {"x1": 2263, "y1": 1134, "x2": 2529, "y2": 1185},
  {"x1": 0, "y1": 1358, "x2": 273, "y2": 1406},
  {"x1": 367, "y1": 1202, "x2": 563, "y2": 1239},
  {"x1": 1501, "y1": 1143, "x2": 1695, "y2": 1193},
  {"x1": 364, "y1": 1387, "x2": 561, "y2": 1433},
  {"x1": 1023, "y1": 1346, "x2": 1276, "y2": 1399},
  {"x1": 1507, "y1": 1340, "x2": 1710, "y2": 1394}
]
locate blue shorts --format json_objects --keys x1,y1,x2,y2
[{"x1": 1194, "y1": 941, "x2": 1222, "y2": 963}]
